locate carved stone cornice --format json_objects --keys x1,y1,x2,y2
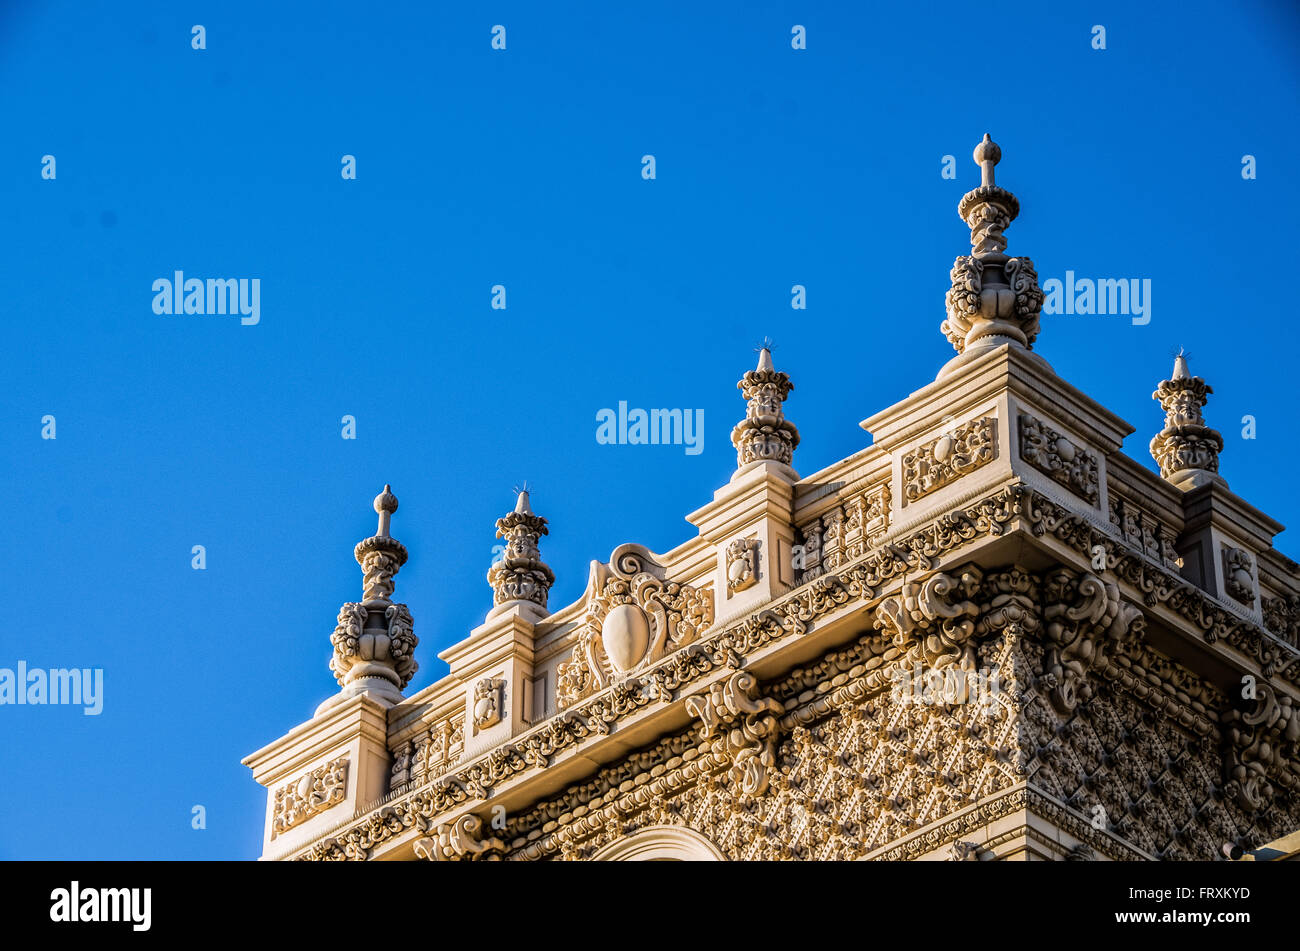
[{"x1": 296, "y1": 484, "x2": 1299, "y2": 860}]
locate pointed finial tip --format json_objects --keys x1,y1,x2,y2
[
  {"x1": 1172, "y1": 349, "x2": 1191, "y2": 380},
  {"x1": 374, "y1": 484, "x2": 398, "y2": 514},
  {"x1": 974, "y1": 133, "x2": 1001, "y2": 166},
  {"x1": 757, "y1": 347, "x2": 774, "y2": 371},
  {"x1": 514, "y1": 488, "x2": 532, "y2": 515}
]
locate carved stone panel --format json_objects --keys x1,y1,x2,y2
[
  {"x1": 1018, "y1": 414, "x2": 1099, "y2": 505},
  {"x1": 1222, "y1": 547, "x2": 1255, "y2": 607},
  {"x1": 902, "y1": 417, "x2": 996, "y2": 504},
  {"x1": 272, "y1": 756, "x2": 349, "y2": 839}
]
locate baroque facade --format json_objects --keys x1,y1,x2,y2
[{"x1": 244, "y1": 137, "x2": 1300, "y2": 861}]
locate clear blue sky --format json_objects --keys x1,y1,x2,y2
[{"x1": 1, "y1": 0, "x2": 1296, "y2": 859}]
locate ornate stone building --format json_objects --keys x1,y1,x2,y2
[{"x1": 244, "y1": 137, "x2": 1300, "y2": 861}]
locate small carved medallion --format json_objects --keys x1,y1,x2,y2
[{"x1": 726, "y1": 536, "x2": 760, "y2": 595}]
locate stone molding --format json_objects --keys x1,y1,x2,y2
[{"x1": 295, "y1": 484, "x2": 1299, "y2": 861}]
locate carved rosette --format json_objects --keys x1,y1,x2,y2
[
  {"x1": 731, "y1": 348, "x2": 800, "y2": 471},
  {"x1": 1019, "y1": 414, "x2": 1099, "y2": 504},
  {"x1": 413, "y1": 813, "x2": 505, "y2": 861},
  {"x1": 487, "y1": 491, "x2": 555, "y2": 610},
  {"x1": 1222, "y1": 684, "x2": 1300, "y2": 812},
  {"x1": 902, "y1": 417, "x2": 996, "y2": 503},
  {"x1": 941, "y1": 136, "x2": 1043, "y2": 356},
  {"x1": 1221, "y1": 547, "x2": 1255, "y2": 607},
  {"x1": 272, "y1": 757, "x2": 349, "y2": 839},
  {"x1": 1150, "y1": 357, "x2": 1223, "y2": 483},
  {"x1": 685, "y1": 671, "x2": 784, "y2": 797},
  {"x1": 1039, "y1": 569, "x2": 1145, "y2": 713},
  {"x1": 556, "y1": 546, "x2": 713, "y2": 707},
  {"x1": 726, "y1": 536, "x2": 759, "y2": 594}
]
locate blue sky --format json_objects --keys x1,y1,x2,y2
[{"x1": 1, "y1": 0, "x2": 1296, "y2": 859}]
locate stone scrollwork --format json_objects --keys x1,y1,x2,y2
[
  {"x1": 272, "y1": 756, "x2": 349, "y2": 839},
  {"x1": 1263, "y1": 594, "x2": 1300, "y2": 647},
  {"x1": 875, "y1": 567, "x2": 984, "y2": 676},
  {"x1": 1222, "y1": 684, "x2": 1299, "y2": 812},
  {"x1": 902, "y1": 417, "x2": 996, "y2": 504},
  {"x1": 556, "y1": 545, "x2": 713, "y2": 708},
  {"x1": 726, "y1": 536, "x2": 760, "y2": 595},
  {"x1": 685, "y1": 671, "x2": 784, "y2": 797},
  {"x1": 1040, "y1": 569, "x2": 1145, "y2": 713},
  {"x1": 1018, "y1": 414, "x2": 1099, "y2": 505},
  {"x1": 413, "y1": 813, "x2": 505, "y2": 861}
]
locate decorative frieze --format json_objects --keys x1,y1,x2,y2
[
  {"x1": 794, "y1": 482, "x2": 889, "y2": 582},
  {"x1": 1039, "y1": 569, "x2": 1145, "y2": 713},
  {"x1": 272, "y1": 757, "x2": 349, "y2": 839},
  {"x1": 902, "y1": 417, "x2": 996, "y2": 504},
  {"x1": 725, "y1": 536, "x2": 759, "y2": 595},
  {"x1": 555, "y1": 546, "x2": 713, "y2": 708},
  {"x1": 1107, "y1": 492, "x2": 1181, "y2": 569},
  {"x1": 1222, "y1": 547, "x2": 1255, "y2": 607},
  {"x1": 1018, "y1": 414, "x2": 1099, "y2": 504},
  {"x1": 392, "y1": 714, "x2": 465, "y2": 788}
]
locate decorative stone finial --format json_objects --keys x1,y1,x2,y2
[
  {"x1": 940, "y1": 135, "x2": 1044, "y2": 375},
  {"x1": 731, "y1": 345, "x2": 800, "y2": 478},
  {"x1": 974, "y1": 133, "x2": 1000, "y2": 187},
  {"x1": 324, "y1": 485, "x2": 418, "y2": 708},
  {"x1": 1150, "y1": 351, "x2": 1225, "y2": 490},
  {"x1": 487, "y1": 487, "x2": 555, "y2": 618},
  {"x1": 374, "y1": 484, "x2": 398, "y2": 537}
]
